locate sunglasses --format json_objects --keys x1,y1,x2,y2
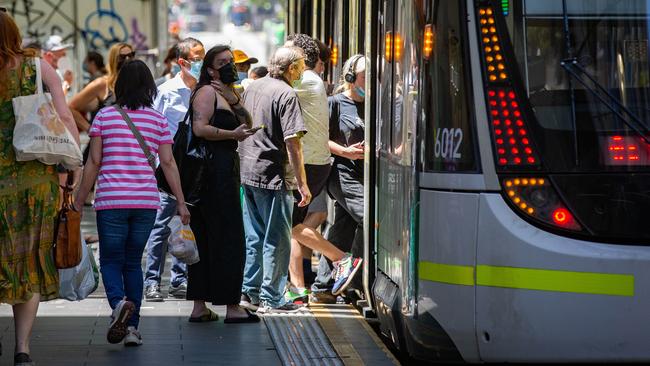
[
  {"x1": 118, "y1": 51, "x2": 136, "y2": 60},
  {"x1": 0, "y1": 7, "x2": 7, "y2": 12}
]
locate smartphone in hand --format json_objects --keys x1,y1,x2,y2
[{"x1": 247, "y1": 124, "x2": 266, "y2": 133}]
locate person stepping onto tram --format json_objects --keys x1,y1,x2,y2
[
  {"x1": 311, "y1": 54, "x2": 367, "y2": 302},
  {"x1": 283, "y1": 34, "x2": 363, "y2": 305}
]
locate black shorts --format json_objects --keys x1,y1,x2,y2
[{"x1": 292, "y1": 164, "x2": 331, "y2": 227}]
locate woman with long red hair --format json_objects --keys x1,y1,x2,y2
[{"x1": 0, "y1": 10, "x2": 80, "y2": 366}]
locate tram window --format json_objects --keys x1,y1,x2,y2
[
  {"x1": 423, "y1": 0, "x2": 478, "y2": 172},
  {"x1": 378, "y1": 0, "x2": 395, "y2": 153},
  {"x1": 390, "y1": 1, "x2": 424, "y2": 163}
]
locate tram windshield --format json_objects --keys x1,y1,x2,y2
[{"x1": 504, "y1": 0, "x2": 650, "y2": 172}]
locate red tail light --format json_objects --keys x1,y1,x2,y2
[
  {"x1": 477, "y1": 3, "x2": 541, "y2": 170},
  {"x1": 503, "y1": 178, "x2": 582, "y2": 232}
]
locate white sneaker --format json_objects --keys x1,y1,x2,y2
[
  {"x1": 107, "y1": 299, "x2": 135, "y2": 344},
  {"x1": 124, "y1": 326, "x2": 143, "y2": 347},
  {"x1": 256, "y1": 302, "x2": 306, "y2": 314}
]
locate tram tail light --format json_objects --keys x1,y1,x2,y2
[
  {"x1": 477, "y1": 3, "x2": 541, "y2": 170},
  {"x1": 503, "y1": 178, "x2": 582, "y2": 231},
  {"x1": 423, "y1": 25, "x2": 435, "y2": 60}
]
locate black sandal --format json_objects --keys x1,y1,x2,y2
[
  {"x1": 188, "y1": 309, "x2": 219, "y2": 323},
  {"x1": 14, "y1": 352, "x2": 34, "y2": 366},
  {"x1": 224, "y1": 308, "x2": 261, "y2": 324}
]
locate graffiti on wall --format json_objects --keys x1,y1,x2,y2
[{"x1": 7, "y1": 0, "x2": 151, "y2": 51}]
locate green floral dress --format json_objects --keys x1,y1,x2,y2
[{"x1": 0, "y1": 57, "x2": 59, "y2": 304}]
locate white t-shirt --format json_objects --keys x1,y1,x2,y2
[{"x1": 293, "y1": 69, "x2": 331, "y2": 165}]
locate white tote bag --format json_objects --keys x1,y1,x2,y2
[{"x1": 11, "y1": 58, "x2": 82, "y2": 169}]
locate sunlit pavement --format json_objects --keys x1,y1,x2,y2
[{"x1": 0, "y1": 206, "x2": 281, "y2": 366}]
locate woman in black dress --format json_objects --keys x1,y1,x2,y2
[{"x1": 187, "y1": 45, "x2": 257, "y2": 322}]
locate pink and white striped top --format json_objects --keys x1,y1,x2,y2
[{"x1": 89, "y1": 106, "x2": 173, "y2": 210}]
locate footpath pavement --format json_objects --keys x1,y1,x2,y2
[{"x1": 0, "y1": 206, "x2": 282, "y2": 365}]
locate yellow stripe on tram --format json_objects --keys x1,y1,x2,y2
[
  {"x1": 418, "y1": 262, "x2": 475, "y2": 286},
  {"x1": 418, "y1": 262, "x2": 635, "y2": 297}
]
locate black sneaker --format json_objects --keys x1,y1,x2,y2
[
  {"x1": 239, "y1": 293, "x2": 259, "y2": 311},
  {"x1": 168, "y1": 282, "x2": 187, "y2": 299},
  {"x1": 145, "y1": 284, "x2": 163, "y2": 302},
  {"x1": 14, "y1": 352, "x2": 34, "y2": 366}
]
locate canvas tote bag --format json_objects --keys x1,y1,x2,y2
[{"x1": 11, "y1": 58, "x2": 82, "y2": 169}]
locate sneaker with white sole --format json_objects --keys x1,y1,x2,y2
[
  {"x1": 331, "y1": 254, "x2": 363, "y2": 296},
  {"x1": 107, "y1": 299, "x2": 135, "y2": 344},
  {"x1": 239, "y1": 293, "x2": 259, "y2": 311},
  {"x1": 256, "y1": 302, "x2": 306, "y2": 314},
  {"x1": 124, "y1": 326, "x2": 143, "y2": 347}
]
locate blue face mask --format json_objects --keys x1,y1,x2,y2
[
  {"x1": 188, "y1": 60, "x2": 203, "y2": 80},
  {"x1": 355, "y1": 86, "x2": 365, "y2": 98},
  {"x1": 237, "y1": 71, "x2": 248, "y2": 82},
  {"x1": 171, "y1": 63, "x2": 181, "y2": 76}
]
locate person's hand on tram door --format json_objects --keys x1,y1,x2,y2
[
  {"x1": 344, "y1": 141, "x2": 365, "y2": 160},
  {"x1": 177, "y1": 202, "x2": 191, "y2": 225}
]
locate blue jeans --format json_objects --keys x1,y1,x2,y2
[
  {"x1": 144, "y1": 192, "x2": 187, "y2": 288},
  {"x1": 241, "y1": 185, "x2": 293, "y2": 308},
  {"x1": 96, "y1": 209, "x2": 156, "y2": 328}
]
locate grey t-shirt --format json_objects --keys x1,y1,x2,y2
[{"x1": 239, "y1": 75, "x2": 307, "y2": 190}]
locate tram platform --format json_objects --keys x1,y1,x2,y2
[{"x1": 0, "y1": 210, "x2": 399, "y2": 365}]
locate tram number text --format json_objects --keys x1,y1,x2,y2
[{"x1": 434, "y1": 128, "x2": 463, "y2": 159}]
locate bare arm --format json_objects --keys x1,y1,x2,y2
[
  {"x1": 328, "y1": 140, "x2": 364, "y2": 160},
  {"x1": 73, "y1": 136, "x2": 102, "y2": 210},
  {"x1": 230, "y1": 101, "x2": 253, "y2": 128},
  {"x1": 192, "y1": 87, "x2": 252, "y2": 142},
  {"x1": 41, "y1": 59, "x2": 80, "y2": 145},
  {"x1": 158, "y1": 144, "x2": 191, "y2": 224},
  {"x1": 68, "y1": 77, "x2": 107, "y2": 131},
  {"x1": 286, "y1": 136, "x2": 311, "y2": 207},
  {"x1": 212, "y1": 80, "x2": 252, "y2": 128}
]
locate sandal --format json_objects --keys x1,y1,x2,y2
[
  {"x1": 224, "y1": 308, "x2": 261, "y2": 324},
  {"x1": 14, "y1": 352, "x2": 34, "y2": 366},
  {"x1": 188, "y1": 309, "x2": 219, "y2": 323}
]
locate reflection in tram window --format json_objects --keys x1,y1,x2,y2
[{"x1": 423, "y1": 0, "x2": 478, "y2": 172}]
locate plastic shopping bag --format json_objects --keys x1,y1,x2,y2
[
  {"x1": 11, "y1": 58, "x2": 82, "y2": 169},
  {"x1": 58, "y1": 235, "x2": 99, "y2": 301},
  {"x1": 168, "y1": 216, "x2": 200, "y2": 265}
]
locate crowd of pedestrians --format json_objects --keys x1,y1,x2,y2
[{"x1": 0, "y1": 8, "x2": 367, "y2": 365}]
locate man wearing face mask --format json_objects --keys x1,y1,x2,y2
[
  {"x1": 233, "y1": 49, "x2": 258, "y2": 87},
  {"x1": 144, "y1": 37, "x2": 206, "y2": 302}
]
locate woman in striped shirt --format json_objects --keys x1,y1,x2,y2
[{"x1": 74, "y1": 60, "x2": 190, "y2": 347}]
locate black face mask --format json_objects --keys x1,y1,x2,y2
[{"x1": 217, "y1": 62, "x2": 238, "y2": 84}]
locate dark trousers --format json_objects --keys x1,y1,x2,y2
[{"x1": 311, "y1": 169, "x2": 364, "y2": 293}]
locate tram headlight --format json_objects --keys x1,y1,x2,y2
[{"x1": 502, "y1": 178, "x2": 582, "y2": 231}]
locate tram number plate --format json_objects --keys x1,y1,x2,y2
[{"x1": 434, "y1": 128, "x2": 463, "y2": 159}]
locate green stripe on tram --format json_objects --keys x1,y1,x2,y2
[
  {"x1": 419, "y1": 262, "x2": 635, "y2": 297},
  {"x1": 418, "y1": 262, "x2": 475, "y2": 286}
]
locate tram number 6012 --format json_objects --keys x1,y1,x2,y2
[{"x1": 434, "y1": 128, "x2": 463, "y2": 159}]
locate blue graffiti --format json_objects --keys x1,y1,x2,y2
[{"x1": 81, "y1": 0, "x2": 129, "y2": 50}]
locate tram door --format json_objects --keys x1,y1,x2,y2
[{"x1": 374, "y1": 0, "x2": 422, "y2": 319}]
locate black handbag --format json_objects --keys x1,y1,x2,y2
[{"x1": 156, "y1": 105, "x2": 209, "y2": 205}]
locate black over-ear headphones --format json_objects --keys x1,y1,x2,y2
[{"x1": 344, "y1": 55, "x2": 363, "y2": 83}]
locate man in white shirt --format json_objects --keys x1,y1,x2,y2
[
  {"x1": 42, "y1": 35, "x2": 73, "y2": 95},
  {"x1": 144, "y1": 37, "x2": 205, "y2": 302},
  {"x1": 283, "y1": 34, "x2": 362, "y2": 305}
]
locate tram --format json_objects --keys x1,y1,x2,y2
[{"x1": 287, "y1": 0, "x2": 650, "y2": 362}]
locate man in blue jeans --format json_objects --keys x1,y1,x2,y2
[
  {"x1": 144, "y1": 38, "x2": 205, "y2": 301},
  {"x1": 238, "y1": 46, "x2": 311, "y2": 313}
]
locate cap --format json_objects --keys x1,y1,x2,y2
[
  {"x1": 43, "y1": 35, "x2": 73, "y2": 52},
  {"x1": 233, "y1": 49, "x2": 258, "y2": 65}
]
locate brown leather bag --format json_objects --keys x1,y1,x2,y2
[{"x1": 53, "y1": 173, "x2": 82, "y2": 269}]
